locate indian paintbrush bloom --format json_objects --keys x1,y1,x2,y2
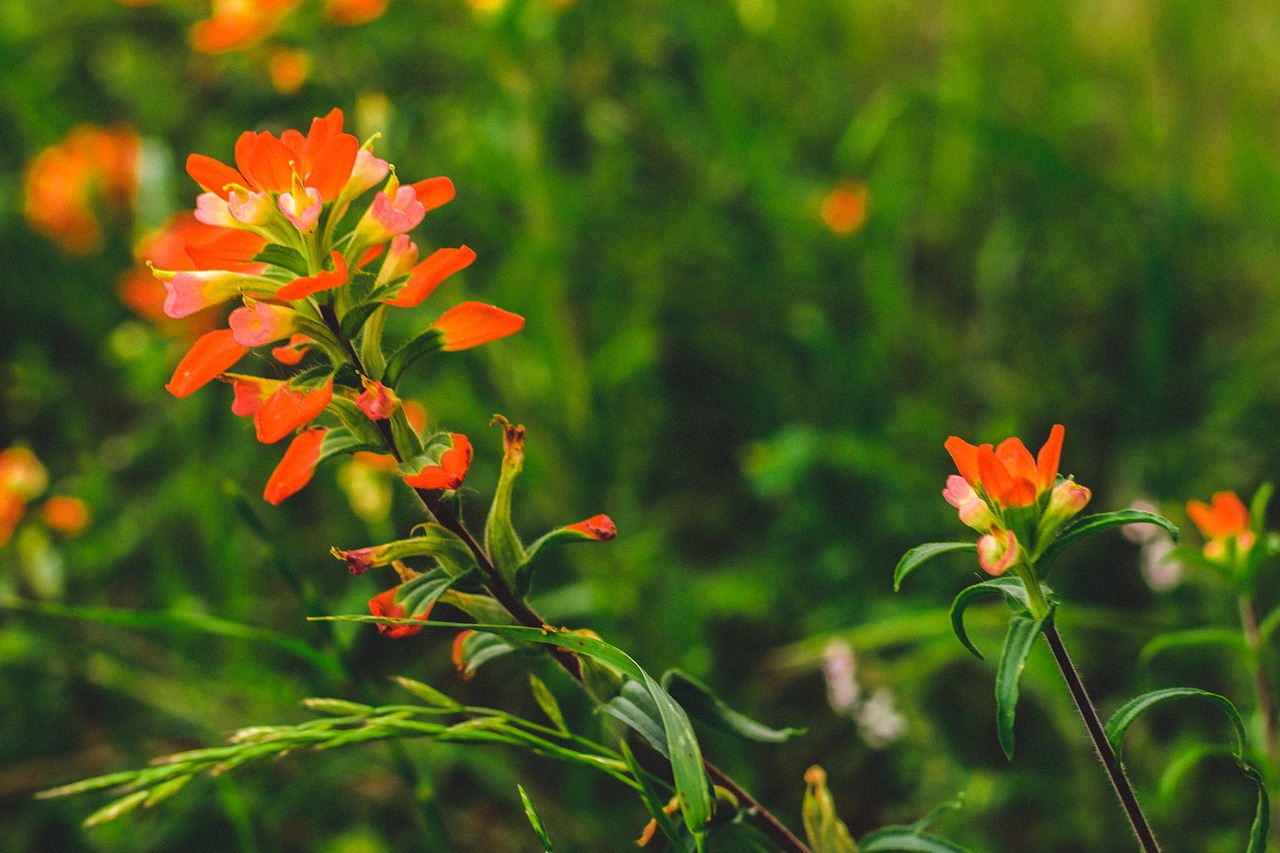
[
  {"x1": 161, "y1": 107, "x2": 523, "y2": 509},
  {"x1": 944, "y1": 424, "x2": 1091, "y2": 575},
  {"x1": 1186, "y1": 491, "x2": 1255, "y2": 563},
  {"x1": 368, "y1": 587, "x2": 427, "y2": 637}
]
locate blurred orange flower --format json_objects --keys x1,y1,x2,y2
[
  {"x1": 23, "y1": 125, "x2": 139, "y2": 254},
  {"x1": 820, "y1": 180, "x2": 869, "y2": 236}
]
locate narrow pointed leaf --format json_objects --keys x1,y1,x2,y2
[
  {"x1": 995, "y1": 609, "x2": 1051, "y2": 760},
  {"x1": 381, "y1": 327, "x2": 444, "y2": 387},
  {"x1": 619, "y1": 740, "x2": 693, "y2": 853},
  {"x1": 83, "y1": 790, "x2": 150, "y2": 827},
  {"x1": 949, "y1": 576, "x2": 1036, "y2": 660},
  {"x1": 604, "y1": 680, "x2": 670, "y2": 758},
  {"x1": 393, "y1": 676, "x2": 463, "y2": 710},
  {"x1": 529, "y1": 674, "x2": 568, "y2": 734},
  {"x1": 1104, "y1": 687, "x2": 1246, "y2": 762},
  {"x1": 1243, "y1": 764, "x2": 1270, "y2": 853},
  {"x1": 252, "y1": 244, "x2": 310, "y2": 277},
  {"x1": 1037, "y1": 510, "x2": 1178, "y2": 571},
  {"x1": 339, "y1": 300, "x2": 387, "y2": 340},
  {"x1": 661, "y1": 669, "x2": 805, "y2": 743},
  {"x1": 893, "y1": 542, "x2": 976, "y2": 591},
  {"x1": 1137, "y1": 629, "x2": 1248, "y2": 674},
  {"x1": 394, "y1": 568, "x2": 459, "y2": 617},
  {"x1": 517, "y1": 785, "x2": 555, "y2": 853}
]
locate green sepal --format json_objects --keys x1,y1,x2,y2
[
  {"x1": 337, "y1": 524, "x2": 479, "y2": 578},
  {"x1": 802, "y1": 766, "x2": 859, "y2": 853},
  {"x1": 661, "y1": 669, "x2": 805, "y2": 743},
  {"x1": 252, "y1": 244, "x2": 309, "y2": 277},
  {"x1": 314, "y1": 427, "x2": 383, "y2": 467},
  {"x1": 323, "y1": 395, "x2": 387, "y2": 448},
  {"x1": 395, "y1": 567, "x2": 474, "y2": 617},
  {"x1": 517, "y1": 785, "x2": 555, "y2": 853},
  {"x1": 949, "y1": 576, "x2": 1045, "y2": 660},
  {"x1": 359, "y1": 304, "x2": 388, "y2": 380},
  {"x1": 893, "y1": 542, "x2": 977, "y2": 591},
  {"x1": 485, "y1": 416, "x2": 529, "y2": 584},
  {"x1": 453, "y1": 630, "x2": 517, "y2": 679},
  {"x1": 515, "y1": 521, "x2": 613, "y2": 597},
  {"x1": 1036, "y1": 510, "x2": 1178, "y2": 572},
  {"x1": 995, "y1": 607, "x2": 1052, "y2": 760},
  {"x1": 381, "y1": 327, "x2": 445, "y2": 386},
  {"x1": 339, "y1": 300, "x2": 386, "y2": 341}
]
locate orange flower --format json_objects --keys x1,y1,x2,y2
[
  {"x1": 40, "y1": 496, "x2": 90, "y2": 536},
  {"x1": 186, "y1": 108, "x2": 358, "y2": 204},
  {"x1": 565, "y1": 514, "x2": 617, "y2": 541},
  {"x1": 166, "y1": 329, "x2": 250, "y2": 398},
  {"x1": 820, "y1": 181, "x2": 869, "y2": 236},
  {"x1": 264, "y1": 428, "x2": 327, "y2": 504},
  {"x1": 945, "y1": 425, "x2": 1064, "y2": 509},
  {"x1": 1186, "y1": 491, "x2": 1254, "y2": 561},
  {"x1": 325, "y1": 0, "x2": 387, "y2": 25},
  {"x1": 255, "y1": 379, "x2": 334, "y2": 443},
  {"x1": 369, "y1": 587, "x2": 428, "y2": 638},
  {"x1": 23, "y1": 125, "x2": 139, "y2": 254},
  {"x1": 404, "y1": 434, "x2": 472, "y2": 490},
  {"x1": 431, "y1": 302, "x2": 525, "y2": 351},
  {"x1": 189, "y1": 0, "x2": 304, "y2": 53},
  {"x1": 275, "y1": 251, "x2": 348, "y2": 300}
]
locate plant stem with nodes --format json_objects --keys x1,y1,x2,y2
[{"x1": 1042, "y1": 621, "x2": 1161, "y2": 853}]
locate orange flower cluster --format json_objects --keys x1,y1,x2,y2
[
  {"x1": 943, "y1": 425, "x2": 1091, "y2": 575},
  {"x1": 0, "y1": 446, "x2": 90, "y2": 546},
  {"x1": 188, "y1": 0, "x2": 387, "y2": 54},
  {"x1": 23, "y1": 125, "x2": 139, "y2": 254},
  {"x1": 159, "y1": 108, "x2": 523, "y2": 506},
  {"x1": 1186, "y1": 491, "x2": 1255, "y2": 564}
]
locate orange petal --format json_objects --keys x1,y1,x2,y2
[
  {"x1": 186, "y1": 153, "x2": 243, "y2": 199},
  {"x1": 1035, "y1": 424, "x2": 1065, "y2": 492},
  {"x1": 565, "y1": 514, "x2": 617, "y2": 541},
  {"x1": 166, "y1": 329, "x2": 249, "y2": 398},
  {"x1": 995, "y1": 437, "x2": 1037, "y2": 487},
  {"x1": 276, "y1": 250, "x2": 348, "y2": 299},
  {"x1": 976, "y1": 444, "x2": 1017, "y2": 506},
  {"x1": 264, "y1": 427, "x2": 327, "y2": 504},
  {"x1": 431, "y1": 302, "x2": 524, "y2": 351},
  {"x1": 411, "y1": 177, "x2": 455, "y2": 213},
  {"x1": 369, "y1": 586, "x2": 427, "y2": 638},
  {"x1": 944, "y1": 436, "x2": 982, "y2": 487},
  {"x1": 254, "y1": 379, "x2": 334, "y2": 443},
  {"x1": 40, "y1": 495, "x2": 90, "y2": 536},
  {"x1": 403, "y1": 433, "x2": 472, "y2": 490},
  {"x1": 383, "y1": 246, "x2": 476, "y2": 308}
]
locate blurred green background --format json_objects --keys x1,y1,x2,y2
[{"x1": 2, "y1": 0, "x2": 1279, "y2": 850}]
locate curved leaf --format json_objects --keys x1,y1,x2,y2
[
  {"x1": 893, "y1": 542, "x2": 977, "y2": 591},
  {"x1": 1104, "y1": 687, "x2": 1246, "y2": 762},
  {"x1": 860, "y1": 828, "x2": 976, "y2": 853},
  {"x1": 339, "y1": 300, "x2": 387, "y2": 340},
  {"x1": 948, "y1": 576, "x2": 1037, "y2": 660},
  {"x1": 517, "y1": 785, "x2": 555, "y2": 853},
  {"x1": 604, "y1": 680, "x2": 669, "y2": 758},
  {"x1": 395, "y1": 568, "x2": 459, "y2": 617},
  {"x1": 1038, "y1": 510, "x2": 1178, "y2": 571},
  {"x1": 618, "y1": 740, "x2": 692, "y2": 853},
  {"x1": 996, "y1": 609, "x2": 1052, "y2": 760},
  {"x1": 1242, "y1": 763, "x2": 1271, "y2": 853},
  {"x1": 381, "y1": 327, "x2": 444, "y2": 387},
  {"x1": 662, "y1": 669, "x2": 805, "y2": 743},
  {"x1": 1137, "y1": 628, "x2": 1248, "y2": 675},
  {"x1": 1156, "y1": 743, "x2": 1232, "y2": 810}
]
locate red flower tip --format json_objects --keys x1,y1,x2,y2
[
  {"x1": 452, "y1": 629, "x2": 476, "y2": 679},
  {"x1": 263, "y1": 428, "x2": 327, "y2": 504},
  {"x1": 166, "y1": 329, "x2": 249, "y2": 398},
  {"x1": 255, "y1": 378, "x2": 334, "y2": 444},
  {"x1": 369, "y1": 587, "x2": 428, "y2": 638},
  {"x1": 403, "y1": 434, "x2": 472, "y2": 490},
  {"x1": 431, "y1": 302, "x2": 524, "y2": 351},
  {"x1": 382, "y1": 246, "x2": 476, "y2": 308},
  {"x1": 567, "y1": 514, "x2": 617, "y2": 541},
  {"x1": 271, "y1": 334, "x2": 314, "y2": 365}
]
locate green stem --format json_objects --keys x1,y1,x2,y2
[
  {"x1": 1239, "y1": 596, "x2": 1280, "y2": 846},
  {"x1": 1043, "y1": 622, "x2": 1161, "y2": 852}
]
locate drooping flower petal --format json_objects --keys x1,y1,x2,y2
[
  {"x1": 166, "y1": 329, "x2": 249, "y2": 398},
  {"x1": 403, "y1": 434, "x2": 472, "y2": 490},
  {"x1": 383, "y1": 246, "x2": 476, "y2": 308},
  {"x1": 255, "y1": 379, "x2": 334, "y2": 443},
  {"x1": 275, "y1": 250, "x2": 348, "y2": 300},
  {"x1": 264, "y1": 427, "x2": 327, "y2": 504},
  {"x1": 430, "y1": 302, "x2": 524, "y2": 351}
]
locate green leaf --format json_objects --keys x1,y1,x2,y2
[
  {"x1": 324, "y1": 396, "x2": 390, "y2": 447},
  {"x1": 1037, "y1": 510, "x2": 1179, "y2": 571},
  {"x1": 995, "y1": 609, "x2": 1051, "y2": 760},
  {"x1": 859, "y1": 828, "x2": 976, "y2": 853},
  {"x1": 454, "y1": 631, "x2": 518, "y2": 679},
  {"x1": 339, "y1": 300, "x2": 388, "y2": 340},
  {"x1": 315, "y1": 428, "x2": 382, "y2": 467},
  {"x1": 949, "y1": 576, "x2": 1037, "y2": 660},
  {"x1": 485, "y1": 417, "x2": 528, "y2": 585},
  {"x1": 1259, "y1": 603, "x2": 1280, "y2": 647},
  {"x1": 1137, "y1": 629, "x2": 1248, "y2": 674},
  {"x1": 893, "y1": 542, "x2": 977, "y2": 591},
  {"x1": 661, "y1": 670, "x2": 805, "y2": 743},
  {"x1": 619, "y1": 740, "x2": 692, "y2": 853},
  {"x1": 359, "y1": 303, "x2": 388, "y2": 379},
  {"x1": 529, "y1": 674, "x2": 568, "y2": 734},
  {"x1": 381, "y1": 327, "x2": 444, "y2": 387},
  {"x1": 1242, "y1": 763, "x2": 1271, "y2": 853},
  {"x1": 1156, "y1": 743, "x2": 1232, "y2": 810},
  {"x1": 604, "y1": 680, "x2": 670, "y2": 758},
  {"x1": 394, "y1": 568, "x2": 461, "y2": 617},
  {"x1": 83, "y1": 789, "x2": 151, "y2": 827},
  {"x1": 1249, "y1": 483, "x2": 1273, "y2": 537},
  {"x1": 517, "y1": 785, "x2": 555, "y2": 853},
  {"x1": 252, "y1": 244, "x2": 309, "y2": 277},
  {"x1": 1104, "y1": 687, "x2": 1246, "y2": 762}
]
